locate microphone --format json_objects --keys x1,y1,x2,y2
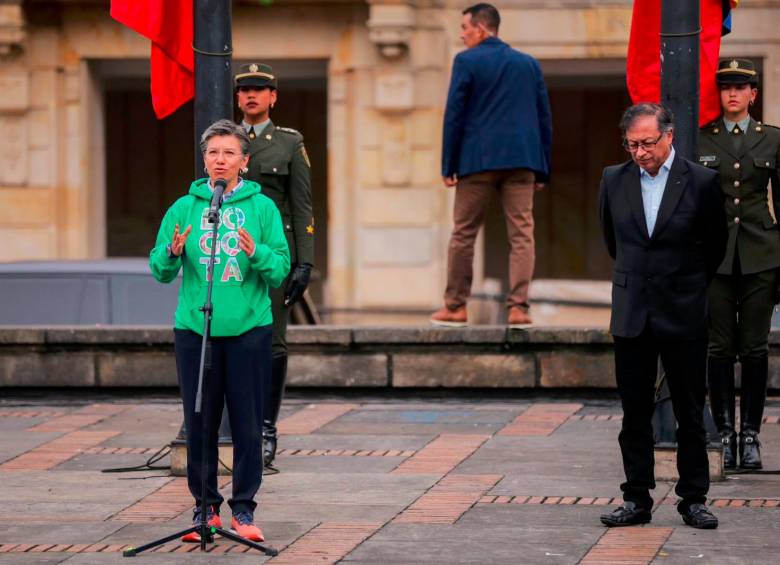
[{"x1": 208, "y1": 178, "x2": 227, "y2": 222}]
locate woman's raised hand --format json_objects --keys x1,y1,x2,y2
[
  {"x1": 170, "y1": 224, "x2": 192, "y2": 256},
  {"x1": 238, "y1": 227, "x2": 256, "y2": 256}
]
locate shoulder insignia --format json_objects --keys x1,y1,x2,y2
[
  {"x1": 762, "y1": 123, "x2": 780, "y2": 131},
  {"x1": 276, "y1": 126, "x2": 301, "y2": 136},
  {"x1": 300, "y1": 145, "x2": 311, "y2": 168}
]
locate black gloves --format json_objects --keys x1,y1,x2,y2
[{"x1": 284, "y1": 263, "x2": 312, "y2": 306}]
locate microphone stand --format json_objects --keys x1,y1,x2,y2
[{"x1": 124, "y1": 190, "x2": 277, "y2": 558}]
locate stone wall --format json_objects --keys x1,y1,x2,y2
[{"x1": 2, "y1": 326, "x2": 780, "y2": 390}]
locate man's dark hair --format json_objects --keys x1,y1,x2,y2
[
  {"x1": 619, "y1": 103, "x2": 675, "y2": 134},
  {"x1": 463, "y1": 3, "x2": 500, "y2": 33}
]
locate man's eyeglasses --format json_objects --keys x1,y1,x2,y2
[{"x1": 622, "y1": 132, "x2": 665, "y2": 153}]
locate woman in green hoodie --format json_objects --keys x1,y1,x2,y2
[{"x1": 150, "y1": 119, "x2": 290, "y2": 543}]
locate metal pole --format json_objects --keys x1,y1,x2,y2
[
  {"x1": 193, "y1": 0, "x2": 233, "y2": 177},
  {"x1": 654, "y1": 1, "x2": 718, "y2": 447},
  {"x1": 172, "y1": 0, "x2": 235, "y2": 466},
  {"x1": 660, "y1": 0, "x2": 699, "y2": 160}
]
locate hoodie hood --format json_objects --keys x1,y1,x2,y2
[{"x1": 188, "y1": 177, "x2": 262, "y2": 203}]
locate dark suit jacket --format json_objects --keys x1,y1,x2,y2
[
  {"x1": 441, "y1": 37, "x2": 552, "y2": 181},
  {"x1": 598, "y1": 155, "x2": 727, "y2": 339}
]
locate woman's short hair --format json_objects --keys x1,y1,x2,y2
[{"x1": 199, "y1": 119, "x2": 250, "y2": 155}]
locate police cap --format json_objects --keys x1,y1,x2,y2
[
  {"x1": 235, "y1": 63, "x2": 277, "y2": 90},
  {"x1": 716, "y1": 58, "x2": 759, "y2": 86}
]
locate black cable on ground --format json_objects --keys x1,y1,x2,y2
[{"x1": 101, "y1": 445, "x2": 171, "y2": 474}]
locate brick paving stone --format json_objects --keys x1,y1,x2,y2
[
  {"x1": 278, "y1": 404, "x2": 358, "y2": 435},
  {"x1": 392, "y1": 434, "x2": 489, "y2": 476},
  {"x1": 270, "y1": 522, "x2": 383, "y2": 564},
  {"x1": 394, "y1": 475, "x2": 501, "y2": 524},
  {"x1": 112, "y1": 476, "x2": 231, "y2": 522},
  {"x1": 581, "y1": 526, "x2": 672, "y2": 565},
  {"x1": 0, "y1": 545, "x2": 19, "y2": 553},
  {"x1": 65, "y1": 544, "x2": 91, "y2": 553},
  {"x1": 498, "y1": 403, "x2": 583, "y2": 436},
  {"x1": 28, "y1": 544, "x2": 56, "y2": 552},
  {"x1": 0, "y1": 430, "x2": 120, "y2": 470},
  {"x1": 47, "y1": 545, "x2": 73, "y2": 552}
]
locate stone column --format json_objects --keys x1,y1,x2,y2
[{"x1": 325, "y1": 0, "x2": 450, "y2": 311}]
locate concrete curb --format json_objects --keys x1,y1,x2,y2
[{"x1": 1, "y1": 326, "x2": 779, "y2": 389}]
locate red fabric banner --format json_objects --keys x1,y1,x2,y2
[
  {"x1": 110, "y1": 0, "x2": 194, "y2": 119},
  {"x1": 626, "y1": 0, "x2": 725, "y2": 127}
]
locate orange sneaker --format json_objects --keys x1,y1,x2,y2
[
  {"x1": 231, "y1": 512, "x2": 265, "y2": 542},
  {"x1": 507, "y1": 307, "x2": 533, "y2": 329},
  {"x1": 430, "y1": 306, "x2": 468, "y2": 327},
  {"x1": 181, "y1": 505, "x2": 221, "y2": 543}
]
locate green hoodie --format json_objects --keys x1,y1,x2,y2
[{"x1": 150, "y1": 178, "x2": 290, "y2": 336}]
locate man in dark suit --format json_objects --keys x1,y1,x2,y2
[
  {"x1": 599, "y1": 103, "x2": 727, "y2": 529},
  {"x1": 430, "y1": 3, "x2": 552, "y2": 329}
]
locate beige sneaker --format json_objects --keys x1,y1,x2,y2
[
  {"x1": 430, "y1": 306, "x2": 468, "y2": 327},
  {"x1": 507, "y1": 307, "x2": 532, "y2": 329}
]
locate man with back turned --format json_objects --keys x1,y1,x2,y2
[{"x1": 598, "y1": 103, "x2": 727, "y2": 529}]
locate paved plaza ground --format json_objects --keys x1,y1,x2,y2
[{"x1": 0, "y1": 390, "x2": 778, "y2": 564}]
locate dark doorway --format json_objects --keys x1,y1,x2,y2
[
  {"x1": 483, "y1": 72, "x2": 631, "y2": 284},
  {"x1": 105, "y1": 83, "x2": 194, "y2": 258},
  {"x1": 104, "y1": 61, "x2": 328, "y2": 303}
]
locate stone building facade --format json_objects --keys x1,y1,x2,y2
[{"x1": 1, "y1": 0, "x2": 779, "y2": 315}]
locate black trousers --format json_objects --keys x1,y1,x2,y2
[
  {"x1": 613, "y1": 325, "x2": 710, "y2": 510},
  {"x1": 175, "y1": 325, "x2": 272, "y2": 514},
  {"x1": 708, "y1": 268, "x2": 776, "y2": 360}
]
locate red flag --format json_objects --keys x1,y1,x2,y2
[
  {"x1": 626, "y1": 1, "x2": 725, "y2": 127},
  {"x1": 111, "y1": 0, "x2": 193, "y2": 119}
]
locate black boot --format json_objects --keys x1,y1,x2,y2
[
  {"x1": 708, "y1": 357, "x2": 737, "y2": 469},
  {"x1": 739, "y1": 357, "x2": 768, "y2": 470},
  {"x1": 263, "y1": 354, "x2": 288, "y2": 468}
]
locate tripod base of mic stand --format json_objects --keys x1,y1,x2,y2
[{"x1": 122, "y1": 525, "x2": 278, "y2": 557}]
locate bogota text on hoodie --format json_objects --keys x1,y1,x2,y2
[{"x1": 149, "y1": 178, "x2": 291, "y2": 336}]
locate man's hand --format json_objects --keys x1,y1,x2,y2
[
  {"x1": 443, "y1": 175, "x2": 458, "y2": 188},
  {"x1": 534, "y1": 183, "x2": 546, "y2": 191},
  {"x1": 170, "y1": 224, "x2": 192, "y2": 256},
  {"x1": 285, "y1": 263, "x2": 312, "y2": 306},
  {"x1": 238, "y1": 227, "x2": 256, "y2": 256}
]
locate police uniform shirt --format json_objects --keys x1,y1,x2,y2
[
  {"x1": 723, "y1": 116, "x2": 751, "y2": 134},
  {"x1": 243, "y1": 119, "x2": 271, "y2": 140}
]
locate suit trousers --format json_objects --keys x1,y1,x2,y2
[
  {"x1": 175, "y1": 325, "x2": 271, "y2": 515},
  {"x1": 444, "y1": 169, "x2": 536, "y2": 311},
  {"x1": 613, "y1": 325, "x2": 710, "y2": 510}
]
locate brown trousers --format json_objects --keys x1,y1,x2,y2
[{"x1": 444, "y1": 168, "x2": 536, "y2": 311}]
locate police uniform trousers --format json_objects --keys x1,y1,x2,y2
[
  {"x1": 175, "y1": 325, "x2": 271, "y2": 514},
  {"x1": 707, "y1": 257, "x2": 775, "y2": 445},
  {"x1": 614, "y1": 324, "x2": 710, "y2": 510},
  {"x1": 262, "y1": 273, "x2": 291, "y2": 429},
  {"x1": 445, "y1": 168, "x2": 536, "y2": 311},
  {"x1": 708, "y1": 268, "x2": 776, "y2": 362}
]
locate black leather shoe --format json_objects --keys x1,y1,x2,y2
[
  {"x1": 600, "y1": 502, "x2": 652, "y2": 527},
  {"x1": 739, "y1": 431, "x2": 763, "y2": 469},
  {"x1": 680, "y1": 503, "x2": 718, "y2": 529}
]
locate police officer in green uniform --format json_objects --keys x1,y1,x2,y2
[
  {"x1": 234, "y1": 63, "x2": 314, "y2": 467},
  {"x1": 699, "y1": 59, "x2": 780, "y2": 470}
]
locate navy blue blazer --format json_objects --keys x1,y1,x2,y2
[
  {"x1": 441, "y1": 37, "x2": 552, "y2": 181},
  {"x1": 598, "y1": 155, "x2": 727, "y2": 339}
]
